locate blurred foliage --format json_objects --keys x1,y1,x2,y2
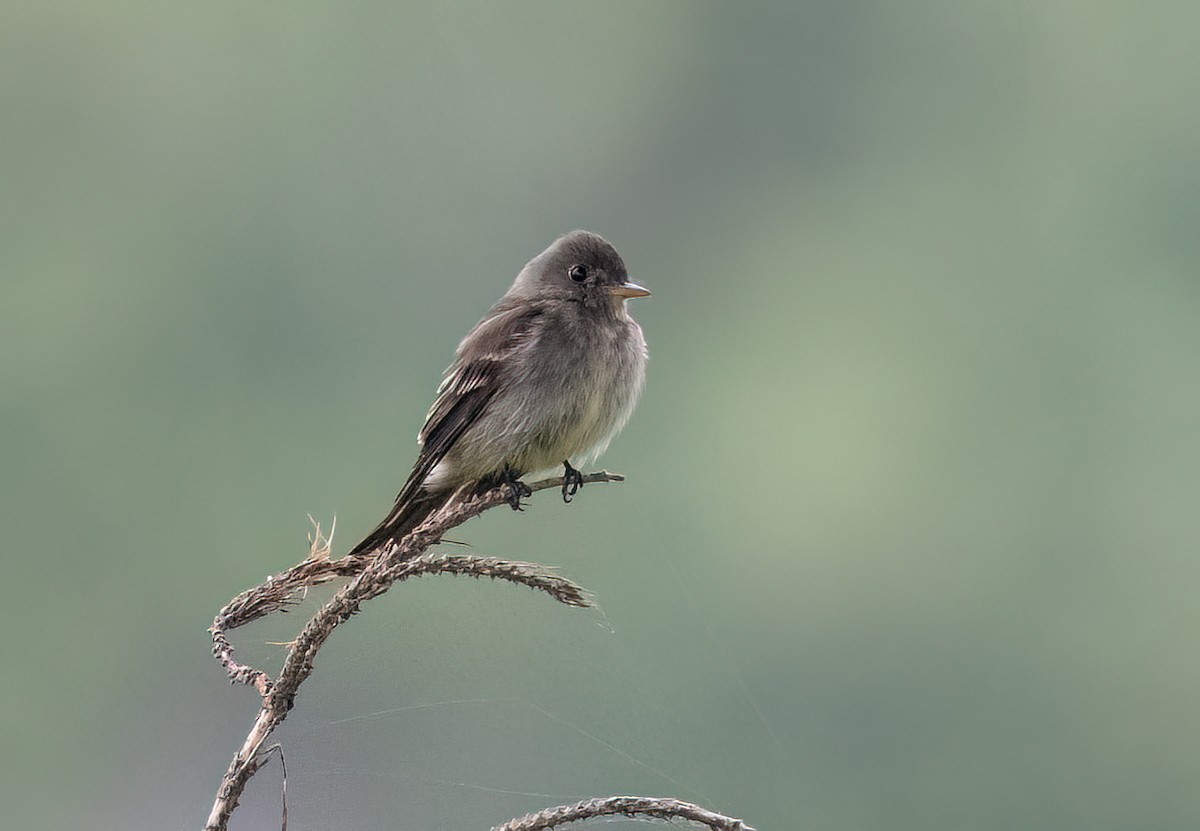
[{"x1": 3, "y1": 2, "x2": 1199, "y2": 829}]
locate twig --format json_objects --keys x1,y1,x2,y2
[
  {"x1": 204, "y1": 469, "x2": 754, "y2": 831},
  {"x1": 209, "y1": 472, "x2": 619, "y2": 692},
  {"x1": 491, "y1": 796, "x2": 757, "y2": 831},
  {"x1": 204, "y1": 472, "x2": 620, "y2": 831}
]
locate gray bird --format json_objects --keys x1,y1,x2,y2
[{"x1": 347, "y1": 230, "x2": 650, "y2": 557}]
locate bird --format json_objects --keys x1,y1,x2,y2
[{"x1": 346, "y1": 230, "x2": 650, "y2": 558}]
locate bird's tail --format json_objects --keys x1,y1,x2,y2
[{"x1": 346, "y1": 490, "x2": 449, "y2": 558}]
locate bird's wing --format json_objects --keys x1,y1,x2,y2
[{"x1": 391, "y1": 299, "x2": 544, "y2": 508}]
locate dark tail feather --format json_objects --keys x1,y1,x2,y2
[{"x1": 346, "y1": 490, "x2": 449, "y2": 558}]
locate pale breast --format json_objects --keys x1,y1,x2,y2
[{"x1": 430, "y1": 305, "x2": 646, "y2": 484}]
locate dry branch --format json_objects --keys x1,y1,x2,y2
[
  {"x1": 205, "y1": 472, "x2": 616, "y2": 830},
  {"x1": 209, "y1": 472, "x2": 617, "y2": 696},
  {"x1": 492, "y1": 796, "x2": 757, "y2": 831},
  {"x1": 204, "y1": 470, "x2": 754, "y2": 831}
]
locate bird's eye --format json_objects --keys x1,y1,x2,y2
[{"x1": 568, "y1": 264, "x2": 589, "y2": 283}]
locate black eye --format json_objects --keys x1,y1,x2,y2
[{"x1": 568, "y1": 264, "x2": 588, "y2": 283}]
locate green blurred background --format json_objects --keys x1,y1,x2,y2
[{"x1": 4, "y1": 2, "x2": 1200, "y2": 829}]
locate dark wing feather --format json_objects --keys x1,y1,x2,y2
[
  {"x1": 392, "y1": 363, "x2": 497, "y2": 507},
  {"x1": 346, "y1": 301, "x2": 542, "y2": 555},
  {"x1": 407, "y1": 299, "x2": 543, "y2": 495}
]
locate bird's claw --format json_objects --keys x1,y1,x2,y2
[
  {"x1": 562, "y1": 460, "x2": 584, "y2": 504},
  {"x1": 499, "y1": 466, "x2": 531, "y2": 511}
]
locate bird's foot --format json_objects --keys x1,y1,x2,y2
[
  {"x1": 499, "y1": 465, "x2": 532, "y2": 511},
  {"x1": 561, "y1": 460, "x2": 584, "y2": 503}
]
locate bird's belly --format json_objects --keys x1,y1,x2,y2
[
  {"x1": 429, "y1": 316, "x2": 645, "y2": 488},
  {"x1": 440, "y1": 363, "x2": 635, "y2": 482}
]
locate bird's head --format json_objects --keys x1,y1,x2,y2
[{"x1": 511, "y1": 230, "x2": 650, "y2": 310}]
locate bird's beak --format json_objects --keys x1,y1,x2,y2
[{"x1": 609, "y1": 281, "x2": 652, "y2": 299}]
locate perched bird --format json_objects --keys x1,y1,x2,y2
[{"x1": 347, "y1": 230, "x2": 650, "y2": 557}]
